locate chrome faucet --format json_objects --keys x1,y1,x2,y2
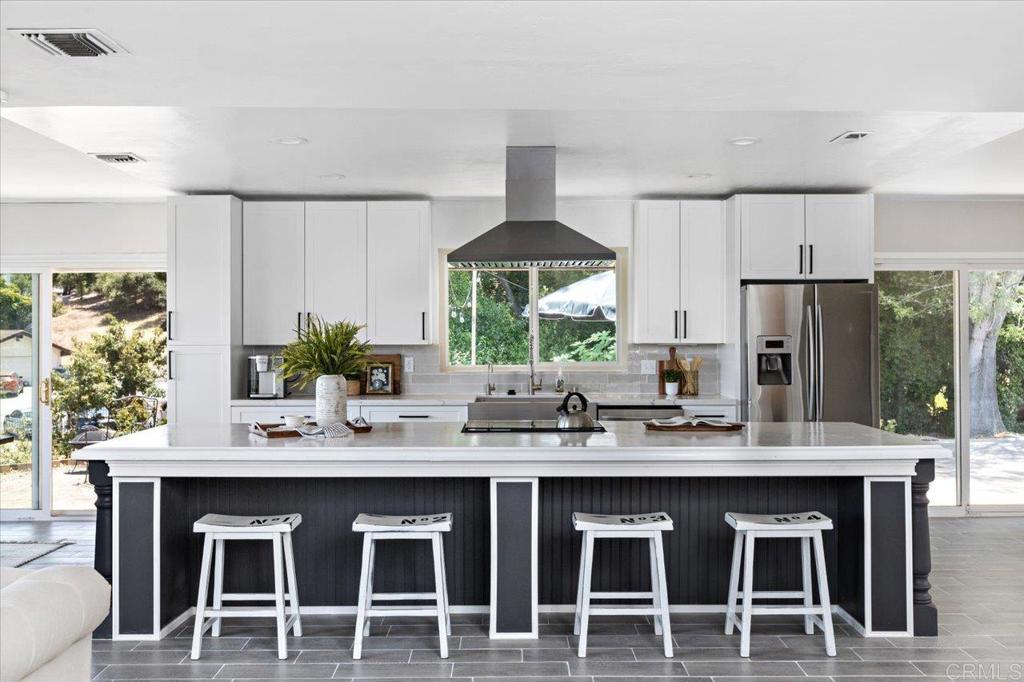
[
  {"x1": 485, "y1": 363, "x2": 496, "y2": 396},
  {"x1": 528, "y1": 334, "x2": 543, "y2": 395}
]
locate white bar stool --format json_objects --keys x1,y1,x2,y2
[
  {"x1": 352, "y1": 513, "x2": 452, "y2": 659},
  {"x1": 572, "y1": 512, "x2": 674, "y2": 658},
  {"x1": 723, "y1": 511, "x2": 837, "y2": 657},
  {"x1": 190, "y1": 513, "x2": 303, "y2": 660}
]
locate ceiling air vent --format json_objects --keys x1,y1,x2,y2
[
  {"x1": 829, "y1": 131, "x2": 872, "y2": 144},
  {"x1": 90, "y1": 152, "x2": 145, "y2": 164},
  {"x1": 11, "y1": 28, "x2": 127, "y2": 56}
]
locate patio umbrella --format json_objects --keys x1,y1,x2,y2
[{"x1": 523, "y1": 270, "x2": 616, "y2": 322}]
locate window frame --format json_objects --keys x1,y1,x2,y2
[{"x1": 438, "y1": 249, "x2": 628, "y2": 373}]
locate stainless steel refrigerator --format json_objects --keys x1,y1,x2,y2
[{"x1": 740, "y1": 283, "x2": 879, "y2": 426}]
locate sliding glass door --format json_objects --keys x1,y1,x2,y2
[
  {"x1": 0, "y1": 272, "x2": 53, "y2": 518},
  {"x1": 966, "y1": 269, "x2": 1024, "y2": 507},
  {"x1": 876, "y1": 270, "x2": 958, "y2": 505},
  {"x1": 877, "y1": 262, "x2": 1024, "y2": 513}
]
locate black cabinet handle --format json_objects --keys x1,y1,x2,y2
[
  {"x1": 167, "y1": 350, "x2": 174, "y2": 380},
  {"x1": 421, "y1": 312, "x2": 426, "y2": 341},
  {"x1": 297, "y1": 311, "x2": 302, "y2": 337},
  {"x1": 799, "y1": 244, "x2": 804, "y2": 275},
  {"x1": 809, "y1": 244, "x2": 814, "y2": 274},
  {"x1": 167, "y1": 310, "x2": 173, "y2": 341},
  {"x1": 683, "y1": 310, "x2": 688, "y2": 339},
  {"x1": 674, "y1": 310, "x2": 679, "y2": 339},
  {"x1": 399, "y1": 414, "x2": 430, "y2": 419}
]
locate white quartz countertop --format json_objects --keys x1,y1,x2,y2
[
  {"x1": 82, "y1": 421, "x2": 942, "y2": 459},
  {"x1": 80, "y1": 422, "x2": 943, "y2": 478},
  {"x1": 229, "y1": 394, "x2": 739, "y2": 407}
]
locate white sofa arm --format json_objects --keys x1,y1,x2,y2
[{"x1": 1, "y1": 566, "x2": 110, "y2": 682}]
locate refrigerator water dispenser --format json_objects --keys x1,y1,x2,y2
[{"x1": 756, "y1": 336, "x2": 792, "y2": 385}]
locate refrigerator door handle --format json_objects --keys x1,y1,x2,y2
[
  {"x1": 816, "y1": 303, "x2": 824, "y2": 421},
  {"x1": 806, "y1": 304, "x2": 816, "y2": 421}
]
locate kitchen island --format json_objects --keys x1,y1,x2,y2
[{"x1": 80, "y1": 421, "x2": 944, "y2": 641}]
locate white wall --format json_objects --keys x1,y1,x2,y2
[
  {"x1": 0, "y1": 202, "x2": 166, "y2": 269},
  {"x1": 875, "y1": 197, "x2": 1024, "y2": 255},
  {"x1": 431, "y1": 198, "x2": 634, "y2": 250}
]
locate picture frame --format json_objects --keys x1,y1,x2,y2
[
  {"x1": 365, "y1": 361, "x2": 396, "y2": 394},
  {"x1": 361, "y1": 354, "x2": 402, "y2": 394}
]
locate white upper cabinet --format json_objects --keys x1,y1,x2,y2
[
  {"x1": 739, "y1": 194, "x2": 873, "y2": 281},
  {"x1": 167, "y1": 196, "x2": 241, "y2": 346},
  {"x1": 679, "y1": 200, "x2": 725, "y2": 343},
  {"x1": 243, "y1": 202, "x2": 306, "y2": 345},
  {"x1": 366, "y1": 202, "x2": 432, "y2": 345},
  {"x1": 304, "y1": 202, "x2": 368, "y2": 331},
  {"x1": 804, "y1": 195, "x2": 874, "y2": 280},
  {"x1": 632, "y1": 201, "x2": 681, "y2": 343},
  {"x1": 740, "y1": 195, "x2": 806, "y2": 280},
  {"x1": 632, "y1": 200, "x2": 725, "y2": 344}
]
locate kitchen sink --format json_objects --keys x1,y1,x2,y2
[{"x1": 468, "y1": 395, "x2": 566, "y2": 421}]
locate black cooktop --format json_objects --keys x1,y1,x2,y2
[{"x1": 462, "y1": 419, "x2": 607, "y2": 434}]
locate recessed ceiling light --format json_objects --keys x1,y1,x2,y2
[
  {"x1": 271, "y1": 136, "x2": 308, "y2": 145},
  {"x1": 319, "y1": 173, "x2": 347, "y2": 181},
  {"x1": 686, "y1": 173, "x2": 713, "y2": 180},
  {"x1": 727, "y1": 136, "x2": 762, "y2": 146}
]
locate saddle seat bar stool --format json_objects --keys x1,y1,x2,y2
[
  {"x1": 723, "y1": 511, "x2": 837, "y2": 658},
  {"x1": 572, "y1": 512, "x2": 674, "y2": 658},
  {"x1": 352, "y1": 513, "x2": 453, "y2": 659},
  {"x1": 190, "y1": 513, "x2": 303, "y2": 661}
]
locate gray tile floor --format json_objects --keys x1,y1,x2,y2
[{"x1": 2, "y1": 517, "x2": 1022, "y2": 680}]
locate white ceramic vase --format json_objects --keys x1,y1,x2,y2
[
  {"x1": 664, "y1": 382, "x2": 680, "y2": 397},
  {"x1": 315, "y1": 374, "x2": 347, "y2": 425}
]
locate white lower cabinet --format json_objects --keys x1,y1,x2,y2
[
  {"x1": 229, "y1": 403, "x2": 465, "y2": 424},
  {"x1": 681, "y1": 404, "x2": 739, "y2": 421},
  {"x1": 360, "y1": 405, "x2": 467, "y2": 423},
  {"x1": 167, "y1": 346, "x2": 232, "y2": 425},
  {"x1": 230, "y1": 404, "x2": 359, "y2": 424}
]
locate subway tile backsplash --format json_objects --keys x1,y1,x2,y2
[{"x1": 243, "y1": 344, "x2": 720, "y2": 398}]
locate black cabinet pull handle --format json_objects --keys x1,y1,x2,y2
[
  {"x1": 683, "y1": 310, "x2": 688, "y2": 339},
  {"x1": 167, "y1": 350, "x2": 174, "y2": 380},
  {"x1": 297, "y1": 311, "x2": 302, "y2": 337},
  {"x1": 421, "y1": 312, "x2": 426, "y2": 341},
  {"x1": 674, "y1": 310, "x2": 679, "y2": 338},
  {"x1": 399, "y1": 414, "x2": 430, "y2": 419},
  {"x1": 799, "y1": 244, "x2": 804, "y2": 275},
  {"x1": 167, "y1": 310, "x2": 173, "y2": 341},
  {"x1": 809, "y1": 244, "x2": 814, "y2": 274}
]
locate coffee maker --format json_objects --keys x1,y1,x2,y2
[{"x1": 248, "y1": 355, "x2": 285, "y2": 399}]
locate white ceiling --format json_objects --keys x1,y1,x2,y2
[{"x1": 1, "y1": 1, "x2": 1022, "y2": 200}]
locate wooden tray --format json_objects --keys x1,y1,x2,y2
[
  {"x1": 644, "y1": 422, "x2": 744, "y2": 432},
  {"x1": 249, "y1": 421, "x2": 372, "y2": 438}
]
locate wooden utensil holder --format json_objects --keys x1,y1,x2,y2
[{"x1": 681, "y1": 370, "x2": 699, "y2": 396}]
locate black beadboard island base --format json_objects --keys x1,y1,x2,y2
[{"x1": 82, "y1": 421, "x2": 944, "y2": 640}]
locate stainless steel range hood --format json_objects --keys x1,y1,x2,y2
[{"x1": 447, "y1": 147, "x2": 616, "y2": 269}]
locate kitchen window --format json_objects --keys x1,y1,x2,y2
[{"x1": 444, "y1": 265, "x2": 620, "y2": 369}]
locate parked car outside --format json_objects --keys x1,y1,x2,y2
[
  {"x1": 0, "y1": 372, "x2": 24, "y2": 397},
  {"x1": 3, "y1": 409, "x2": 32, "y2": 438}
]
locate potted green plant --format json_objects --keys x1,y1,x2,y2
[
  {"x1": 281, "y1": 317, "x2": 372, "y2": 425},
  {"x1": 663, "y1": 368, "x2": 681, "y2": 397}
]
